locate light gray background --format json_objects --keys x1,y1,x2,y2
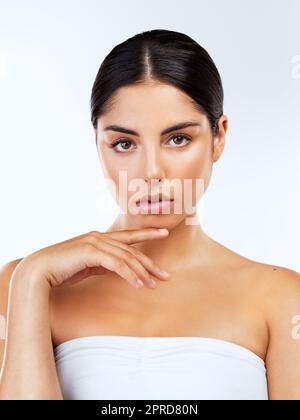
[{"x1": 0, "y1": 0, "x2": 299, "y2": 271}]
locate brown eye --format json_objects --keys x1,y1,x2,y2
[
  {"x1": 168, "y1": 135, "x2": 191, "y2": 147},
  {"x1": 110, "y1": 139, "x2": 135, "y2": 152}
]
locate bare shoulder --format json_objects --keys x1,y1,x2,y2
[
  {"x1": 225, "y1": 245, "x2": 300, "y2": 341},
  {"x1": 210, "y1": 236, "x2": 299, "y2": 289},
  {"x1": 252, "y1": 261, "x2": 300, "y2": 325},
  {"x1": 241, "y1": 256, "x2": 300, "y2": 303},
  {"x1": 209, "y1": 237, "x2": 300, "y2": 323},
  {"x1": 244, "y1": 261, "x2": 300, "y2": 399}
]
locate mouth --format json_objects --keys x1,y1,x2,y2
[{"x1": 136, "y1": 193, "x2": 174, "y2": 214}]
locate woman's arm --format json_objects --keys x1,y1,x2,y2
[
  {"x1": 0, "y1": 227, "x2": 170, "y2": 400},
  {"x1": 0, "y1": 260, "x2": 22, "y2": 368},
  {"x1": 0, "y1": 260, "x2": 25, "y2": 369},
  {"x1": 0, "y1": 261, "x2": 63, "y2": 400},
  {"x1": 265, "y1": 267, "x2": 300, "y2": 400}
]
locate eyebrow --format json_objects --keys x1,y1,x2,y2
[{"x1": 103, "y1": 121, "x2": 202, "y2": 136}]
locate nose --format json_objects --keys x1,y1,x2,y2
[{"x1": 143, "y1": 143, "x2": 165, "y2": 185}]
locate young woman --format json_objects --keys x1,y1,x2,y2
[{"x1": 0, "y1": 29, "x2": 300, "y2": 400}]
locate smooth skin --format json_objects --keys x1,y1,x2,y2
[
  {"x1": 0, "y1": 228, "x2": 171, "y2": 399},
  {"x1": 1, "y1": 80, "x2": 300, "y2": 400}
]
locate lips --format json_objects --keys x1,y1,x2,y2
[{"x1": 136, "y1": 192, "x2": 174, "y2": 205}]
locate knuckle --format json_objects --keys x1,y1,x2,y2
[
  {"x1": 85, "y1": 231, "x2": 104, "y2": 246},
  {"x1": 88, "y1": 230, "x2": 101, "y2": 239},
  {"x1": 126, "y1": 230, "x2": 134, "y2": 240},
  {"x1": 82, "y1": 242, "x2": 95, "y2": 253}
]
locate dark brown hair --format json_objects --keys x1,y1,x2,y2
[{"x1": 90, "y1": 29, "x2": 224, "y2": 141}]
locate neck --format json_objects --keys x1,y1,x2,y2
[{"x1": 106, "y1": 213, "x2": 211, "y2": 270}]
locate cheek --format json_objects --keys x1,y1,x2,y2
[
  {"x1": 99, "y1": 152, "x2": 140, "y2": 207},
  {"x1": 171, "y1": 145, "x2": 212, "y2": 203},
  {"x1": 105, "y1": 142, "x2": 137, "y2": 166},
  {"x1": 173, "y1": 143, "x2": 212, "y2": 182},
  {"x1": 99, "y1": 148, "x2": 133, "y2": 182}
]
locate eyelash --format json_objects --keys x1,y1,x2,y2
[{"x1": 110, "y1": 134, "x2": 192, "y2": 153}]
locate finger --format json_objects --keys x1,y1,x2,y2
[
  {"x1": 101, "y1": 236, "x2": 170, "y2": 282},
  {"x1": 87, "y1": 245, "x2": 145, "y2": 289},
  {"x1": 104, "y1": 227, "x2": 169, "y2": 245},
  {"x1": 92, "y1": 239, "x2": 157, "y2": 289}
]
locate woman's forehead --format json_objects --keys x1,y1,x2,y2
[{"x1": 97, "y1": 86, "x2": 208, "y2": 134}]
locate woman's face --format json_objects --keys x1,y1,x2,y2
[{"x1": 95, "y1": 81, "x2": 228, "y2": 229}]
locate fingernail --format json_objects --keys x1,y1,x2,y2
[
  {"x1": 135, "y1": 279, "x2": 144, "y2": 288},
  {"x1": 158, "y1": 228, "x2": 168, "y2": 234},
  {"x1": 159, "y1": 270, "x2": 171, "y2": 279}
]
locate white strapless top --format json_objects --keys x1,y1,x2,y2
[{"x1": 54, "y1": 335, "x2": 268, "y2": 400}]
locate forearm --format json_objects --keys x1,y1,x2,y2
[{"x1": 0, "y1": 268, "x2": 63, "y2": 400}]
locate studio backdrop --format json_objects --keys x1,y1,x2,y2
[{"x1": 0, "y1": 0, "x2": 299, "y2": 271}]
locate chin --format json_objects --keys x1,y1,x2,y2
[{"x1": 136, "y1": 214, "x2": 185, "y2": 229}]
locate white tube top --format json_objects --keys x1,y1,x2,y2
[{"x1": 54, "y1": 335, "x2": 268, "y2": 400}]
